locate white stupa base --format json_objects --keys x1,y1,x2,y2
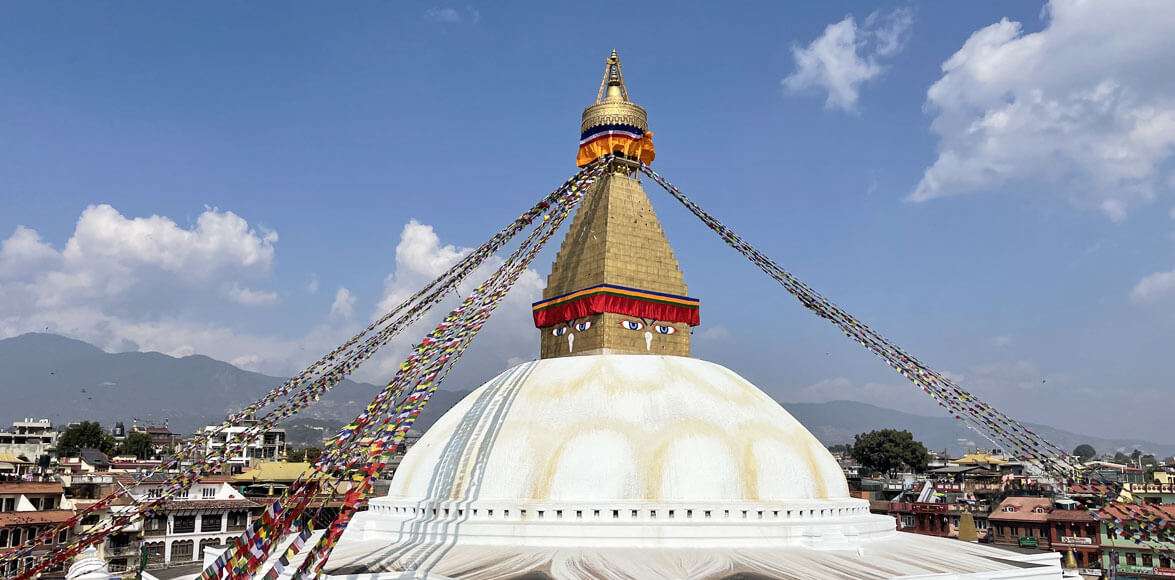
[
  {"x1": 350, "y1": 495, "x2": 891, "y2": 549},
  {"x1": 323, "y1": 523, "x2": 1063, "y2": 579}
]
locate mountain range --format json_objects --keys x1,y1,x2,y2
[{"x1": 1, "y1": 333, "x2": 1171, "y2": 458}]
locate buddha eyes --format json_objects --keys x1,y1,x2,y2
[
  {"x1": 621, "y1": 320, "x2": 644, "y2": 331},
  {"x1": 654, "y1": 324, "x2": 676, "y2": 335},
  {"x1": 574, "y1": 321, "x2": 592, "y2": 332},
  {"x1": 552, "y1": 327, "x2": 569, "y2": 337}
]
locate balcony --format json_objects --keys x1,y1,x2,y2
[{"x1": 105, "y1": 543, "x2": 140, "y2": 558}]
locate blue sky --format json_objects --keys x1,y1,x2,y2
[{"x1": 2, "y1": 1, "x2": 1174, "y2": 442}]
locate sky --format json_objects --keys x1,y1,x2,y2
[{"x1": 2, "y1": 1, "x2": 1175, "y2": 442}]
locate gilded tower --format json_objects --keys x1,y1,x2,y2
[{"x1": 531, "y1": 51, "x2": 700, "y2": 359}]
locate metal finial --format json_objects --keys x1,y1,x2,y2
[{"x1": 595, "y1": 50, "x2": 629, "y2": 103}]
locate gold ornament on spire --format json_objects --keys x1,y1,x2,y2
[{"x1": 580, "y1": 50, "x2": 648, "y2": 134}]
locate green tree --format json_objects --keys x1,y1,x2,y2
[
  {"x1": 287, "y1": 448, "x2": 305, "y2": 462},
  {"x1": 119, "y1": 432, "x2": 154, "y2": 459},
  {"x1": 303, "y1": 447, "x2": 322, "y2": 463},
  {"x1": 1073, "y1": 444, "x2": 1097, "y2": 461},
  {"x1": 850, "y1": 429, "x2": 929, "y2": 477},
  {"x1": 57, "y1": 421, "x2": 116, "y2": 455}
]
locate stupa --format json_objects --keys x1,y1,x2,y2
[{"x1": 325, "y1": 52, "x2": 1063, "y2": 579}]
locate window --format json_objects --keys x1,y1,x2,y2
[
  {"x1": 143, "y1": 542, "x2": 165, "y2": 564},
  {"x1": 199, "y1": 539, "x2": 223, "y2": 557},
  {"x1": 147, "y1": 488, "x2": 162, "y2": 499},
  {"x1": 1, "y1": 498, "x2": 15, "y2": 512},
  {"x1": 227, "y1": 511, "x2": 248, "y2": 529},
  {"x1": 172, "y1": 515, "x2": 196, "y2": 534},
  {"x1": 202, "y1": 487, "x2": 216, "y2": 499},
  {"x1": 171, "y1": 540, "x2": 194, "y2": 562},
  {"x1": 0, "y1": 529, "x2": 7, "y2": 548},
  {"x1": 1142, "y1": 554, "x2": 1153, "y2": 567},
  {"x1": 144, "y1": 516, "x2": 166, "y2": 537},
  {"x1": 200, "y1": 514, "x2": 222, "y2": 533},
  {"x1": 1126, "y1": 553, "x2": 1137, "y2": 566},
  {"x1": 56, "y1": 530, "x2": 67, "y2": 544},
  {"x1": 174, "y1": 489, "x2": 189, "y2": 499}
]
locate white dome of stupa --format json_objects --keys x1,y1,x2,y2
[
  {"x1": 328, "y1": 355, "x2": 1063, "y2": 579},
  {"x1": 389, "y1": 355, "x2": 848, "y2": 505}
]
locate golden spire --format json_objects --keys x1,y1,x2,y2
[
  {"x1": 595, "y1": 49, "x2": 629, "y2": 103},
  {"x1": 581, "y1": 50, "x2": 648, "y2": 134},
  {"x1": 533, "y1": 51, "x2": 696, "y2": 359}
]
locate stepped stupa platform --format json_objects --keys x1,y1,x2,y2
[{"x1": 319, "y1": 52, "x2": 1063, "y2": 580}]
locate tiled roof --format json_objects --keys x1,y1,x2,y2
[
  {"x1": 0, "y1": 509, "x2": 74, "y2": 526},
  {"x1": 161, "y1": 498, "x2": 259, "y2": 511},
  {"x1": 1099, "y1": 501, "x2": 1175, "y2": 527},
  {"x1": 0, "y1": 482, "x2": 64, "y2": 495},
  {"x1": 1047, "y1": 509, "x2": 1096, "y2": 522},
  {"x1": 988, "y1": 497, "x2": 1052, "y2": 522}
]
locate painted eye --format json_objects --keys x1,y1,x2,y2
[
  {"x1": 574, "y1": 321, "x2": 592, "y2": 332},
  {"x1": 552, "y1": 327, "x2": 569, "y2": 337},
  {"x1": 655, "y1": 325, "x2": 676, "y2": 335},
  {"x1": 621, "y1": 320, "x2": 644, "y2": 331}
]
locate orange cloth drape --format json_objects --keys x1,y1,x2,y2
[{"x1": 576, "y1": 132, "x2": 655, "y2": 167}]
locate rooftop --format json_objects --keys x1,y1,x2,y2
[
  {"x1": 0, "y1": 481, "x2": 63, "y2": 495},
  {"x1": 0, "y1": 509, "x2": 73, "y2": 526},
  {"x1": 232, "y1": 461, "x2": 314, "y2": 484},
  {"x1": 988, "y1": 497, "x2": 1052, "y2": 522}
]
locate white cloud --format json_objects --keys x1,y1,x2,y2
[
  {"x1": 0, "y1": 205, "x2": 294, "y2": 372},
  {"x1": 331, "y1": 287, "x2": 356, "y2": 320},
  {"x1": 423, "y1": 6, "x2": 478, "y2": 24},
  {"x1": 226, "y1": 283, "x2": 279, "y2": 306},
  {"x1": 911, "y1": 0, "x2": 1175, "y2": 220},
  {"x1": 0, "y1": 208, "x2": 543, "y2": 384},
  {"x1": 362, "y1": 220, "x2": 543, "y2": 383},
  {"x1": 0, "y1": 226, "x2": 60, "y2": 281},
  {"x1": 306, "y1": 274, "x2": 319, "y2": 295},
  {"x1": 1131, "y1": 270, "x2": 1175, "y2": 303},
  {"x1": 782, "y1": 7, "x2": 914, "y2": 112}
]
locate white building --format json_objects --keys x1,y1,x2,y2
[
  {"x1": 0, "y1": 418, "x2": 58, "y2": 465},
  {"x1": 202, "y1": 419, "x2": 286, "y2": 472},
  {"x1": 113, "y1": 474, "x2": 259, "y2": 570}
]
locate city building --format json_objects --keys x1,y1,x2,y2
[
  {"x1": 0, "y1": 418, "x2": 58, "y2": 467},
  {"x1": 131, "y1": 424, "x2": 182, "y2": 450},
  {"x1": 1082, "y1": 461, "x2": 1147, "y2": 484},
  {"x1": 989, "y1": 497, "x2": 1055, "y2": 550},
  {"x1": 1098, "y1": 502, "x2": 1175, "y2": 578},
  {"x1": 1047, "y1": 505, "x2": 1100, "y2": 573},
  {"x1": 0, "y1": 480, "x2": 74, "y2": 578},
  {"x1": 202, "y1": 420, "x2": 287, "y2": 473},
  {"x1": 114, "y1": 474, "x2": 259, "y2": 569}
]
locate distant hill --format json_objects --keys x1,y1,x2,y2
[
  {"x1": 0, "y1": 333, "x2": 380, "y2": 435},
  {"x1": 1, "y1": 333, "x2": 1171, "y2": 458},
  {"x1": 780, "y1": 399, "x2": 1175, "y2": 458}
]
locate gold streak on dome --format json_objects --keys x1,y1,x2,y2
[{"x1": 580, "y1": 49, "x2": 648, "y2": 134}]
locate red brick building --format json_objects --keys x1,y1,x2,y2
[
  {"x1": 988, "y1": 497, "x2": 1052, "y2": 550},
  {"x1": 1047, "y1": 507, "x2": 1100, "y2": 571}
]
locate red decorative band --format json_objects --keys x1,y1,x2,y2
[{"x1": 532, "y1": 285, "x2": 700, "y2": 328}]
